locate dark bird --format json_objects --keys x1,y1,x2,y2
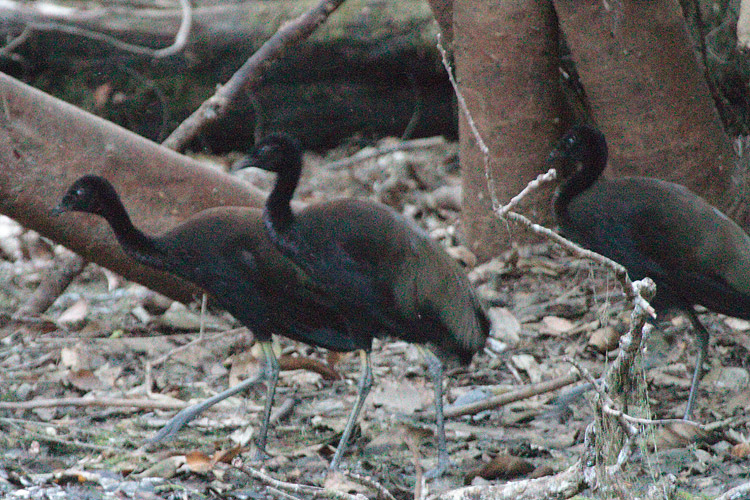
[
  {"x1": 53, "y1": 175, "x2": 366, "y2": 461},
  {"x1": 234, "y1": 133, "x2": 490, "y2": 476},
  {"x1": 550, "y1": 124, "x2": 750, "y2": 419}
]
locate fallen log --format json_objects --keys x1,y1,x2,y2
[{"x1": 0, "y1": 71, "x2": 266, "y2": 304}]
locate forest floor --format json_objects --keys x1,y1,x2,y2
[{"x1": 0, "y1": 138, "x2": 748, "y2": 500}]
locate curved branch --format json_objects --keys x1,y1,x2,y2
[
  {"x1": 162, "y1": 0, "x2": 348, "y2": 151},
  {"x1": 0, "y1": 0, "x2": 192, "y2": 58}
]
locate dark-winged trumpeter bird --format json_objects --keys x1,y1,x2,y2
[
  {"x1": 56, "y1": 170, "x2": 488, "y2": 476},
  {"x1": 54, "y1": 175, "x2": 364, "y2": 458},
  {"x1": 233, "y1": 133, "x2": 490, "y2": 476},
  {"x1": 549, "y1": 124, "x2": 750, "y2": 419}
]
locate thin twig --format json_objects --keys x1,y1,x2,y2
[
  {"x1": 0, "y1": 418, "x2": 124, "y2": 453},
  {"x1": 441, "y1": 370, "x2": 581, "y2": 419},
  {"x1": 566, "y1": 357, "x2": 638, "y2": 438},
  {"x1": 6, "y1": 0, "x2": 192, "y2": 59},
  {"x1": 339, "y1": 471, "x2": 398, "y2": 500},
  {"x1": 403, "y1": 430, "x2": 425, "y2": 499},
  {"x1": 267, "y1": 486, "x2": 305, "y2": 500},
  {"x1": 0, "y1": 396, "x2": 189, "y2": 411},
  {"x1": 436, "y1": 33, "x2": 499, "y2": 210},
  {"x1": 163, "y1": 0, "x2": 347, "y2": 151},
  {"x1": 497, "y1": 169, "x2": 558, "y2": 216},
  {"x1": 149, "y1": 327, "x2": 248, "y2": 369},
  {"x1": 501, "y1": 209, "x2": 656, "y2": 318},
  {"x1": 325, "y1": 136, "x2": 446, "y2": 171},
  {"x1": 232, "y1": 463, "x2": 368, "y2": 500}
]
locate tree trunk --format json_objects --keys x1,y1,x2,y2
[
  {"x1": 554, "y1": 0, "x2": 742, "y2": 219},
  {"x1": 455, "y1": 0, "x2": 566, "y2": 261},
  {"x1": 0, "y1": 72, "x2": 267, "y2": 304}
]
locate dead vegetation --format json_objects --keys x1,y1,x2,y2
[{"x1": 1, "y1": 140, "x2": 749, "y2": 499}]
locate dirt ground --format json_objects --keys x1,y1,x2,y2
[{"x1": 1, "y1": 139, "x2": 749, "y2": 499}]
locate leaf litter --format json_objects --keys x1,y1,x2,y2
[{"x1": 0, "y1": 138, "x2": 749, "y2": 499}]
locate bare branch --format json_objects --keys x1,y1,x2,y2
[
  {"x1": 14, "y1": 252, "x2": 86, "y2": 317},
  {"x1": 325, "y1": 136, "x2": 446, "y2": 171},
  {"x1": 233, "y1": 463, "x2": 368, "y2": 500},
  {"x1": 340, "y1": 471, "x2": 398, "y2": 500},
  {"x1": 437, "y1": 33, "x2": 499, "y2": 210},
  {"x1": 0, "y1": 397, "x2": 189, "y2": 411},
  {"x1": 433, "y1": 460, "x2": 584, "y2": 500},
  {"x1": 441, "y1": 370, "x2": 581, "y2": 419},
  {"x1": 714, "y1": 481, "x2": 750, "y2": 500},
  {"x1": 497, "y1": 169, "x2": 558, "y2": 216},
  {"x1": 0, "y1": 0, "x2": 192, "y2": 58},
  {"x1": 163, "y1": 0, "x2": 347, "y2": 152}
]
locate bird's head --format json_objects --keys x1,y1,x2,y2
[
  {"x1": 53, "y1": 174, "x2": 120, "y2": 218},
  {"x1": 547, "y1": 124, "x2": 608, "y2": 180},
  {"x1": 232, "y1": 133, "x2": 303, "y2": 174}
]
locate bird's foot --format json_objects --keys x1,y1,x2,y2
[
  {"x1": 251, "y1": 442, "x2": 271, "y2": 462},
  {"x1": 423, "y1": 455, "x2": 452, "y2": 479}
]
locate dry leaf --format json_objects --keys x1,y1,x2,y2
[
  {"x1": 511, "y1": 354, "x2": 542, "y2": 383},
  {"x1": 67, "y1": 369, "x2": 105, "y2": 392},
  {"x1": 464, "y1": 453, "x2": 535, "y2": 484},
  {"x1": 370, "y1": 379, "x2": 430, "y2": 414},
  {"x1": 57, "y1": 299, "x2": 89, "y2": 330},
  {"x1": 135, "y1": 456, "x2": 184, "y2": 479},
  {"x1": 446, "y1": 245, "x2": 477, "y2": 267},
  {"x1": 731, "y1": 442, "x2": 750, "y2": 458},
  {"x1": 488, "y1": 307, "x2": 521, "y2": 344},
  {"x1": 323, "y1": 470, "x2": 370, "y2": 495},
  {"x1": 588, "y1": 326, "x2": 621, "y2": 352},
  {"x1": 184, "y1": 451, "x2": 213, "y2": 473},
  {"x1": 541, "y1": 316, "x2": 575, "y2": 335},
  {"x1": 212, "y1": 446, "x2": 244, "y2": 464},
  {"x1": 279, "y1": 355, "x2": 341, "y2": 380},
  {"x1": 228, "y1": 350, "x2": 263, "y2": 386},
  {"x1": 60, "y1": 347, "x2": 81, "y2": 370}
]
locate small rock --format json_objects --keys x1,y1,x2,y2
[
  {"x1": 707, "y1": 366, "x2": 750, "y2": 393},
  {"x1": 488, "y1": 307, "x2": 521, "y2": 344},
  {"x1": 511, "y1": 354, "x2": 542, "y2": 383},
  {"x1": 723, "y1": 317, "x2": 750, "y2": 331}
]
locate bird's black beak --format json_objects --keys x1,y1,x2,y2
[
  {"x1": 546, "y1": 148, "x2": 563, "y2": 168},
  {"x1": 230, "y1": 156, "x2": 256, "y2": 172}
]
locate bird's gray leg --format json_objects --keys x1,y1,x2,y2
[
  {"x1": 419, "y1": 346, "x2": 451, "y2": 478},
  {"x1": 329, "y1": 350, "x2": 373, "y2": 472},
  {"x1": 148, "y1": 354, "x2": 267, "y2": 444},
  {"x1": 254, "y1": 340, "x2": 281, "y2": 460},
  {"x1": 683, "y1": 308, "x2": 709, "y2": 420}
]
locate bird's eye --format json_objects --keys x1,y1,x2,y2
[{"x1": 76, "y1": 188, "x2": 84, "y2": 196}]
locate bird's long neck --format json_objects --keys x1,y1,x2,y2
[
  {"x1": 98, "y1": 197, "x2": 169, "y2": 271},
  {"x1": 552, "y1": 149, "x2": 608, "y2": 225},
  {"x1": 264, "y1": 158, "x2": 303, "y2": 254}
]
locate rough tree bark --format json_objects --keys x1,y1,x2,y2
[
  {"x1": 0, "y1": 72, "x2": 266, "y2": 304},
  {"x1": 553, "y1": 0, "x2": 743, "y2": 221},
  {"x1": 454, "y1": 0, "x2": 566, "y2": 261}
]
